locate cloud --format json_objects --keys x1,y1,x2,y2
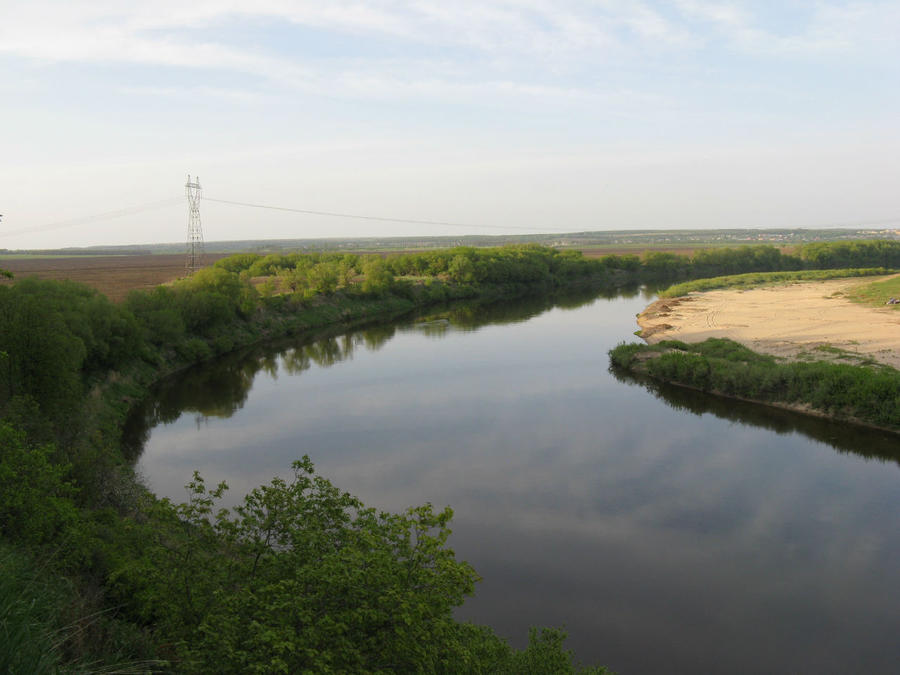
[
  {"x1": 5, "y1": 1, "x2": 899, "y2": 69},
  {"x1": 0, "y1": 2, "x2": 607, "y2": 106},
  {"x1": 118, "y1": 84, "x2": 270, "y2": 104},
  {"x1": 3, "y1": 0, "x2": 895, "y2": 114},
  {"x1": 672, "y1": 0, "x2": 900, "y2": 58},
  {"x1": 0, "y1": 1, "x2": 680, "y2": 73}
]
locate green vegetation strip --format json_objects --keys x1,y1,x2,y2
[
  {"x1": 847, "y1": 274, "x2": 900, "y2": 307},
  {"x1": 609, "y1": 338, "x2": 900, "y2": 431},
  {"x1": 658, "y1": 268, "x2": 893, "y2": 298}
]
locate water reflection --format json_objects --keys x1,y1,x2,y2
[
  {"x1": 127, "y1": 287, "x2": 900, "y2": 470},
  {"x1": 610, "y1": 368, "x2": 900, "y2": 467},
  {"x1": 123, "y1": 287, "x2": 617, "y2": 459}
]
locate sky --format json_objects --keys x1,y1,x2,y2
[{"x1": 1, "y1": 0, "x2": 899, "y2": 249}]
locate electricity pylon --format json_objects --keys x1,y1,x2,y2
[{"x1": 185, "y1": 174, "x2": 204, "y2": 276}]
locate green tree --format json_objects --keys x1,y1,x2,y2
[
  {"x1": 129, "y1": 457, "x2": 613, "y2": 673},
  {"x1": 214, "y1": 253, "x2": 262, "y2": 274},
  {"x1": 0, "y1": 423, "x2": 79, "y2": 545},
  {"x1": 448, "y1": 254, "x2": 477, "y2": 284},
  {"x1": 0, "y1": 289, "x2": 86, "y2": 422},
  {"x1": 641, "y1": 252, "x2": 688, "y2": 279},
  {"x1": 133, "y1": 458, "x2": 479, "y2": 672},
  {"x1": 125, "y1": 286, "x2": 186, "y2": 347},
  {"x1": 306, "y1": 261, "x2": 341, "y2": 295},
  {"x1": 361, "y1": 257, "x2": 395, "y2": 295}
]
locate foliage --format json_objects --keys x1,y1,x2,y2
[
  {"x1": 0, "y1": 290, "x2": 85, "y2": 423},
  {"x1": 213, "y1": 252, "x2": 262, "y2": 274},
  {"x1": 109, "y1": 457, "x2": 607, "y2": 673},
  {"x1": 208, "y1": 241, "x2": 900, "y2": 301},
  {"x1": 172, "y1": 267, "x2": 259, "y2": 332},
  {"x1": 607, "y1": 342, "x2": 646, "y2": 369},
  {"x1": 509, "y1": 627, "x2": 615, "y2": 675},
  {"x1": 361, "y1": 256, "x2": 395, "y2": 295},
  {"x1": 632, "y1": 241, "x2": 900, "y2": 285},
  {"x1": 221, "y1": 245, "x2": 614, "y2": 293},
  {"x1": 798, "y1": 240, "x2": 900, "y2": 269},
  {"x1": 609, "y1": 338, "x2": 900, "y2": 430},
  {"x1": 188, "y1": 460, "x2": 474, "y2": 672},
  {"x1": 125, "y1": 286, "x2": 186, "y2": 347},
  {"x1": 639, "y1": 245, "x2": 802, "y2": 281},
  {"x1": 0, "y1": 543, "x2": 62, "y2": 674},
  {"x1": 0, "y1": 423, "x2": 78, "y2": 546},
  {"x1": 0, "y1": 539, "x2": 162, "y2": 673},
  {"x1": 689, "y1": 244, "x2": 797, "y2": 278},
  {"x1": 0, "y1": 278, "x2": 142, "y2": 425},
  {"x1": 641, "y1": 251, "x2": 687, "y2": 279}
]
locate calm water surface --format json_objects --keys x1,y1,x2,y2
[{"x1": 128, "y1": 289, "x2": 900, "y2": 674}]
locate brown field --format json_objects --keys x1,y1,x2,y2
[{"x1": 0, "y1": 254, "x2": 231, "y2": 302}]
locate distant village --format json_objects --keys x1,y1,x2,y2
[{"x1": 3, "y1": 228, "x2": 900, "y2": 258}]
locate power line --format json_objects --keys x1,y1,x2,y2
[
  {"x1": 205, "y1": 197, "x2": 576, "y2": 234},
  {"x1": 4, "y1": 187, "x2": 899, "y2": 242},
  {"x1": 0, "y1": 198, "x2": 183, "y2": 238}
]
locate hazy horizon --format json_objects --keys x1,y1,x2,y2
[{"x1": 2, "y1": 1, "x2": 899, "y2": 249}]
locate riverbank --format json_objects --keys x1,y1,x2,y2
[
  {"x1": 637, "y1": 275, "x2": 900, "y2": 369},
  {"x1": 104, "y1": 273, "x2": 618, "y2": 424},
  {"x1": 609, "y1": 338, "x2": 900, "y2": 434},
  {"x1": 106, "y1": 277, "x2": 618, "y2": 460}
]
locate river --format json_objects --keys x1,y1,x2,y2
[{"x1": 126, "y1": 288, "x2": 900, "y2": 674}]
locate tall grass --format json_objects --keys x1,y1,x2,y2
[
  {"x1": 0, "y1": 544, "x2": 61, "y2": 674},
  {"x1": 0, "y1": 543, "x2": 162, "y2": 674}
]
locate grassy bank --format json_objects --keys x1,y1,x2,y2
[
  {"x1": 609, "y1": 338, "x2": 900, "y2": 432},
  {"x1": 657, "y1": 267, "x2": 893, "y2": 298},
  {"x1": 847, "y1": 273, "x2": 900, "y2": 307}
]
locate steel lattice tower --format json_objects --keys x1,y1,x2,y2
[{"x1": 185, "y1": 174, "x2": 204, "y2": 276}]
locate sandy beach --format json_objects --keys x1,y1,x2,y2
[{"x1": 637, "y1": 276, "x2": 900, "y2": 369}]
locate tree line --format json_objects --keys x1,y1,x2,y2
[{"x1": 641, "y1": 239, "x2": 900, "y2": 280}]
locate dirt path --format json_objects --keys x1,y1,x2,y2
[{"x1": 637, "y1": 276, "x2": 900, "y2": 369}]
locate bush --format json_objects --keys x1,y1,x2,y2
[
  {"x1": 0, "y1": 544, "x2": 64, "y2": 674},
  {"x1": 177, "y1": 337, "x2": 213, "y2": 362},
  {"x1": 0, "y1": 423, "x2": 79, "y2": 545},
  {"x1": 610, "y1": 338, "x2": 900, "y2": 430},
  {"x1": 128, "y1": 457, "x2": 608, "y2": 673}
]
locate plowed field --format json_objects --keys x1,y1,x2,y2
[{"x1": 0, "y1": 254, "x2": 231, "y2": 302}]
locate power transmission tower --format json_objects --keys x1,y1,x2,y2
[{"x1": 185, "y1": 174, "x2": 204, "y2": 276}]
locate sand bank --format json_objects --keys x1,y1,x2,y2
[{"x1": 638, "y1": 276, "x2": 900, "y2": 369}]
